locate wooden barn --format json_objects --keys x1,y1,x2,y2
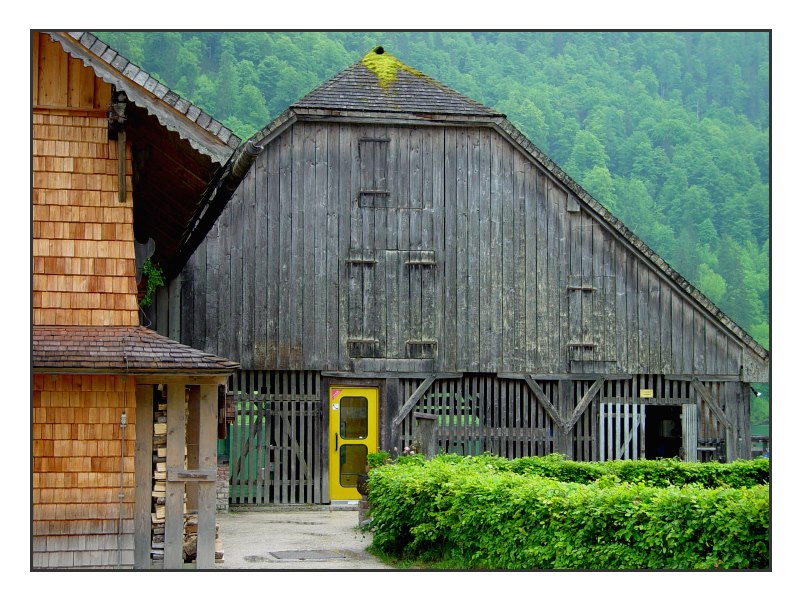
[
  {"x1": 170, "y1": 46, "x2": 771, "y2": 506},
  {"x1": 32, "y1": 31, "x2": 246, "y2": 568}
]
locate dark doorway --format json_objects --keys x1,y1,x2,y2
[{"x1": 645, "y1": 405, "x2": 682, "y2": 459}]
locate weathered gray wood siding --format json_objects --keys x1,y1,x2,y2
[{"x1": 181, "y1": 120, "x2": 749, "y2": 376}]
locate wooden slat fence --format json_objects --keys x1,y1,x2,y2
[
  {"x1": 398, "y1": 374, "x2": 557, "y2": 459},
  {"x1": 227, "y1": 371, "x2": 322, "y2": 505}
]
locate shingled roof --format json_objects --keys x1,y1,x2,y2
[
  {"x1": 32, "y1": 326, "x2": 239, "y2": 374},
  {"x1": 292, "y1": 46, "x2": 502, "y2": 118},
  {"x1": 49, "y1": 32, "x2": 240, "y2": 164}
]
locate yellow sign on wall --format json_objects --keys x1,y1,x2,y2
[{"x1": 640, "y1": 389, "x2": 654, "y2": 398}]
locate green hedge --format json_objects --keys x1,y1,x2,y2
[
  {"x1": 366, "y1": 454, "x2": 770, "y2": 569},
  {"x1": 506, "y1": 453, "x2": 770, "y2": 488}
]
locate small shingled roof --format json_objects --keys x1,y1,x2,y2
[
  {"x1": 292, "y1": 46, "x2": 502, "y2": 118},
  {"x1": 32, "y1": 326, "x2": 239, "y2": 374},
  {"x1": 48, "y1": 32, "x2": 241, "y2": 165}
]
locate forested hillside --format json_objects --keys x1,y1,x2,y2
[{"x1": 94, "y1": 31, "x2": 770, "y2": 423}]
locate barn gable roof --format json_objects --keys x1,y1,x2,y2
[{"x1": 247, "y1": 46, "x2": 768, "y2": 368}]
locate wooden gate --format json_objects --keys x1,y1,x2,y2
[
  {"x1": 598, "y1": 402, "x2": 646, "y2": 460},
  {"x1": 227, "y1": 371, "x2": 323, "y2": 505}
]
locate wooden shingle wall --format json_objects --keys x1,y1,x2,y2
[
  {"x1": 33, "y1": 33, "x2": 137, "y2": 327},
  {"x1": 32, "y1": 374, "x2": 137, "y2": 568}
]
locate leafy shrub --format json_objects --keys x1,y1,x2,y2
[{"x1": 366, "y1": 454, "x2": 770, "y2": 569}]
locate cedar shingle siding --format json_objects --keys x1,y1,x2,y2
[{"x1": 32, "y1": 32, "x2": 238, "y2": 569}]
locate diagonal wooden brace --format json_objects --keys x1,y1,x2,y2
[
  {"x1": 392, "y1": 375, "x2": 437, "y2": 428},
  {"x1": 523, "y1": 375, "x2": 566, "y2": 431},
  {"x1": 565, "y1": 377, "x2": 605, "y2": 431}
]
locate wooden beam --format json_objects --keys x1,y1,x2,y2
[
  {"x1": 499, "y1": 373, "x2": 631, "y2": 381},
  {"x1": 134, "y1": 374, "x2": 231, "y2": 385},
  {"x1": 196, "y1": 384, "x2": 218, "y2": 569},
  {"x1": 690, "y1": 378, "x2": 733, "y2": 430},
  {"x1": 117, "y1": 129, "x2": 127, "y2": 202},
  {"x1": 164, "y1": 383, "x2": 185, "y2": 570},
  {"x1": 322, "y1": 371, "x2": 462, "y2": 380},
  {"x1": 133, "y1": 384, "x2": 153, "y2": 569},
  {"x1": 666, "y1": 374, "x2": 742, "y2": 382},
  {"x1": 522, "y1": 375, "x2": 565, "y2": 430},
  {"x1": 565, "y1": 377, "x2": 605, "y2": 431},
  {"x1": 392, "y1": 375, "x2": 437, "y2": 428}
]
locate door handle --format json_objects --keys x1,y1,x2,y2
[{"x1": 335, "y1": 433, "x2": 339, "y2": 451}]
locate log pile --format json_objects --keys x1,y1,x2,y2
[
  {"x1": 182, "y1": 515, "x2": 224, "y2": 564},
  {"x1": 150, "y1": 396, "x2": 168, "y2": 563}
]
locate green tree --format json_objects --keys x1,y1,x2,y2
[{"x1": 565, "y1": 129, "x2": 609, "y2": 180}]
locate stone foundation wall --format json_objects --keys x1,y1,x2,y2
[{"x1": 216, "y1": 464, "x2": 229, "y2": 511}]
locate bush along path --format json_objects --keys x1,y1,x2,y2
[{"x1": 365, "y1": 454, "x2": 770, "y2": 570}]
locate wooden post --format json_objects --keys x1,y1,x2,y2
[
  {"x1": 385, "y1": 378, "x2": 400, "y2": 453},
  {"x1": 169, "y1": 275, "x2": 181, "y2": 342},
  {"x1": 682, "y1": 403, "x2": 698, "y2": 462},
  {"x1": 196, "y1": 384, "x2": 218, "y2": 569},
  {"x1": 740, "y1": 383, "x2": 752, "y2": 461},
  {"x1": 164, "y1": 383, "x2": 186, "y2": 570},
  {"x1": 134, "y1": 384, "x2": 153, "y2": 569},
  {"x1": 117, "y1": 129, "x2": 127, "y2": 203},
  {"x1": 559, "y1": 381, "x2": 572, "y2": 458},
  {"x1": 186, "y1": 387, "x2": 200, "y2": 512},
  {"x1": 413, "y1": 412, "x2": 437, "y2": 457}
]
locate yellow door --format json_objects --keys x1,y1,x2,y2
[{"x1": 329, "y1": 387, "x2": 378, "y2": 501}]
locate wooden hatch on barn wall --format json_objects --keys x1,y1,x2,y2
[
  {"x1": 347, "y1": 249, "x2": 438, "y2": 359},
  {"x1": 565, "y1": 203, "x2": 618, "y2": 371},
  {"x1": 347, "y1": 134, "x2": 439, "y2": 360}
]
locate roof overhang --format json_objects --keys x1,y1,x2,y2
[
  {"x1": 48, "y1": 32, "x2": 238, "y2": 165},
  {"x1": 43, "y1": 32, "x2": 246, "y2": 279},
  {"x1": 32, "y1": 326, "x2": 240, "y2": 375}
]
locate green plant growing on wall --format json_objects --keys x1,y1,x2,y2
[{"x1": 139, "y1": 258, "x2": 166, "y2": 308}]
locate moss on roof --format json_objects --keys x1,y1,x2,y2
[{"x1": 360, "y1": 46, "x2": 423, "y2": 88}]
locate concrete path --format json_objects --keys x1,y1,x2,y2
[{"x1": 214, "y1": 506, "x2": 393, "y2": 570}]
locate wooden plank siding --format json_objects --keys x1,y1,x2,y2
[{"x1": 182, "y1": 120, "x2": 749, "y2": 379}]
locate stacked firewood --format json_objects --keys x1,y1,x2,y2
[
  {"x1": 182, "y1": 515, "x2": 224, "y2": 564},
  {"x1": 150, "y1": 396, "x2": 168, "y2": 563}
]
